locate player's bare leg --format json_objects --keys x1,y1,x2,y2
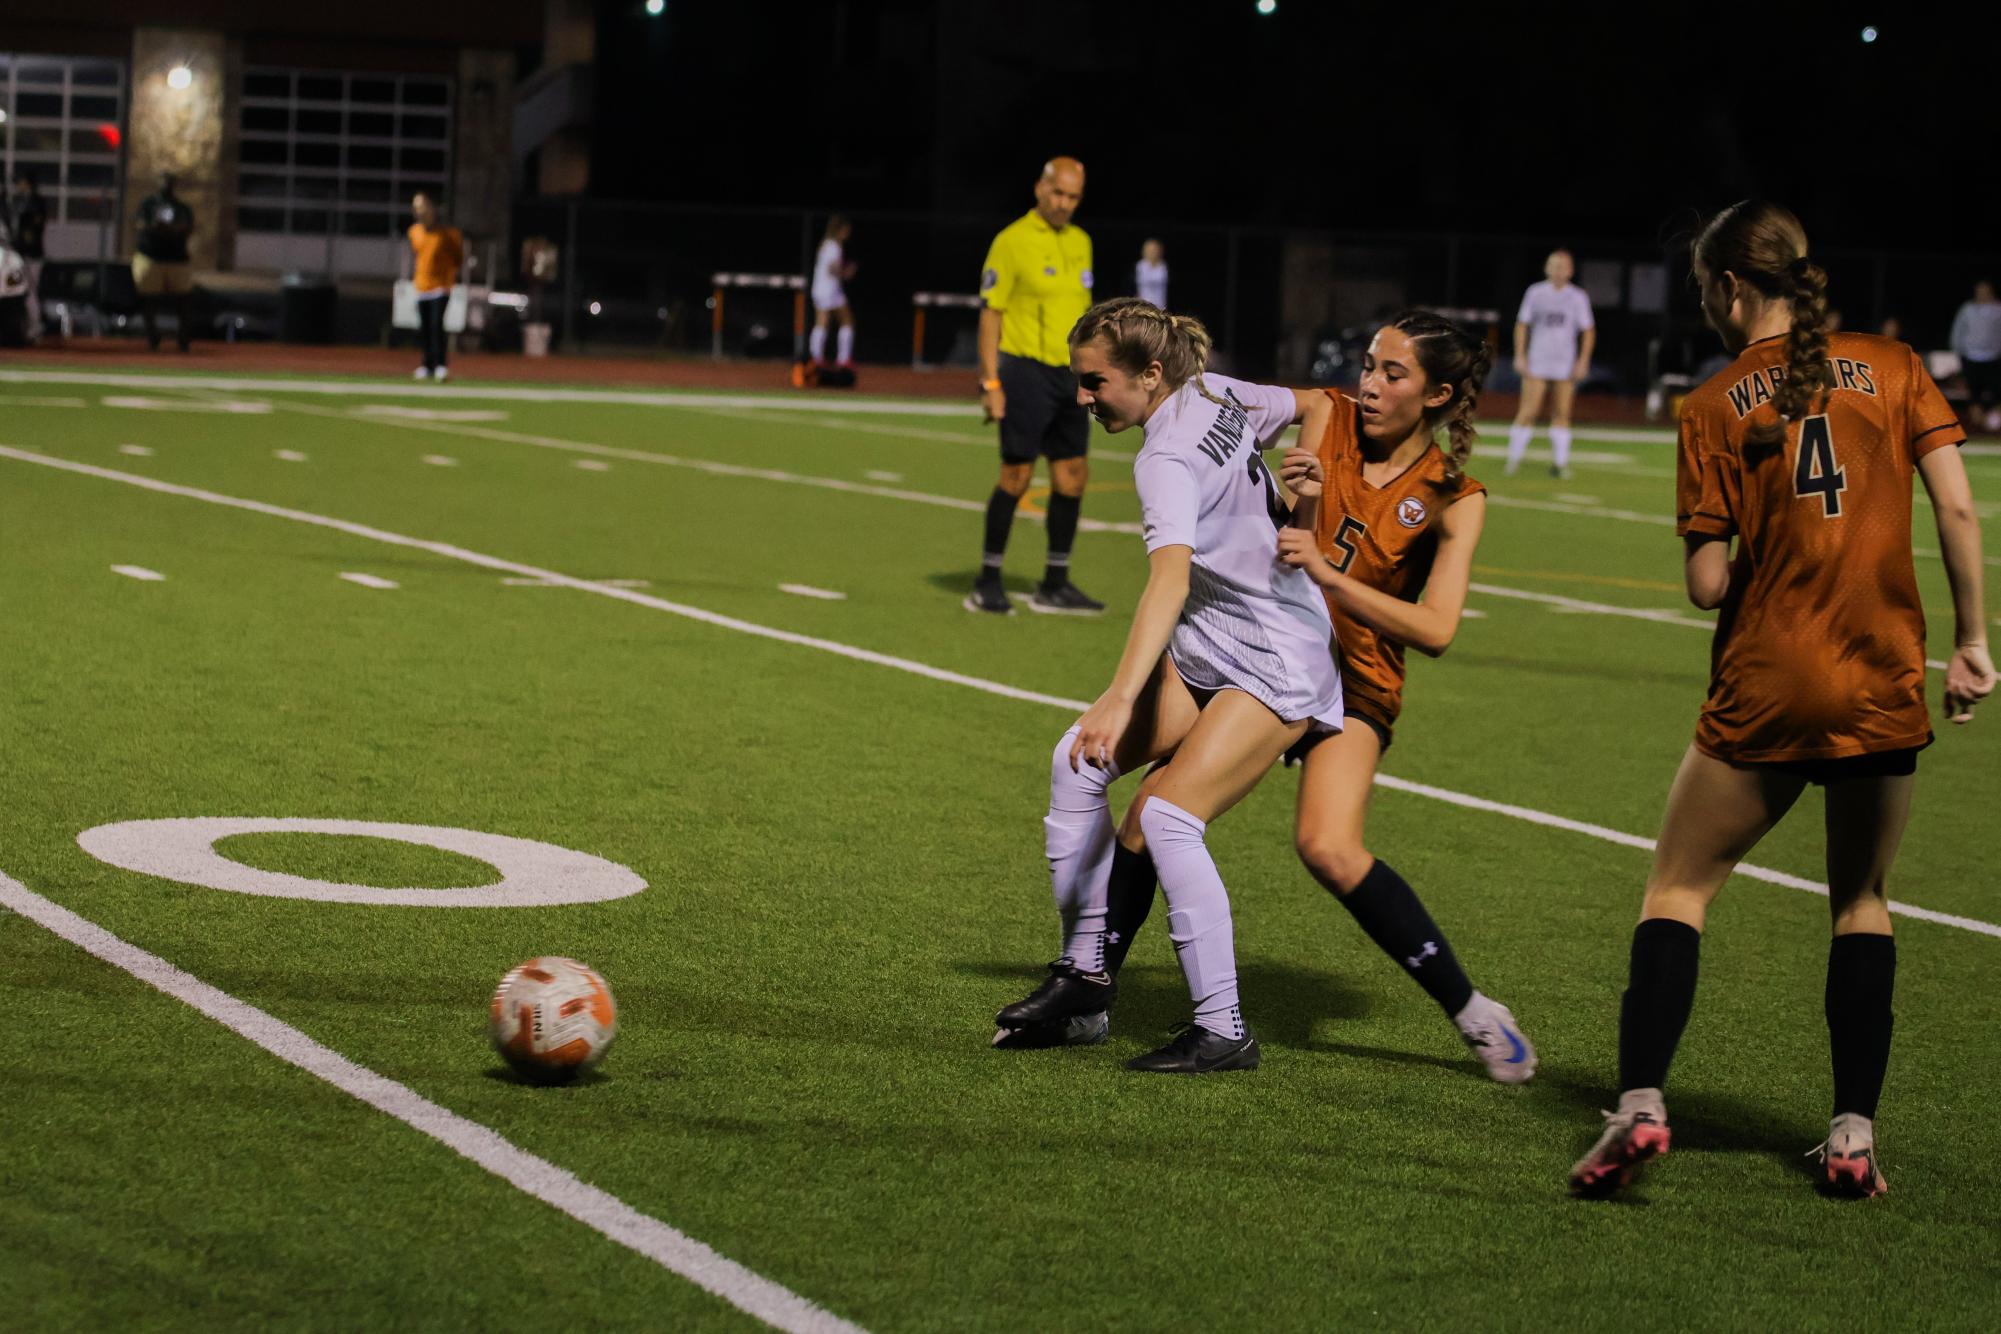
[
  {"x1": 1573, "y1": 746, "x2": 1806, "y2": 1196},
  {"x1": 1506, "y1": 376, "x2": 1548, "y2": 474},
  {"x1": 1548, "y1": 378, "x2": 1578, "y2": 478}
]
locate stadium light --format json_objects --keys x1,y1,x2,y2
[
  {"x1": 1860, "y1": 25, "x2": 1878, "y2": 42},
  {"x1": 167, "y1": 64, "x2": 192, "y2": 90},
  {"x1": 1256, "y1": 0, "x2": 1276, "y2": 13},
  {"x1": 589, "y1": 300, "x2": 603, "y2": 316},
  {"x1": 0, "y1": 109, "x2": 8, "y2": 125},
  {"x1": 645, "y1": 0, "x2": 665, "y2": 14}
]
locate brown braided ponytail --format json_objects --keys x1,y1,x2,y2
[
  {"x1": 1693, "y1": 201, "x2": 1833, "y2": 446},
  {"x1": 1069, "y1": 296, "x2": 1227, "y2": 404},
  {"x1": 1387, "y1": 310, "x2": 1492, "y2": 482}
]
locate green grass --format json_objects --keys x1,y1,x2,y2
[{"x1": 2, "y1": 370, "x2": 1998, "y2": 1330}]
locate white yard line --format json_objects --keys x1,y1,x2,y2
[
  {"x1": 338, "y1": 572, "x2": 399, "y2": 589},
  {"x1": 3, "y1": 443, "x2": 1989, "y2": 940},
  {"x1": 0, "y1": 393, "x2": 87, "y2": 407},
  {"x1": 0, "y1": 868, "x2": 867, "y2": 1334},
  {"x1": 109, "y1": 564, "x2": 165, "y2": 581},
  {"x1": 117, "y1": 444, "x2": 155, "y2": 456},
  {"x1": 779, "y1": 583, "x2": 848, "y2": 601}
]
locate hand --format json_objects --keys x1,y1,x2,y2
[
  {"x1": 1276, "y1": 526, "x2": 1335, "y2": 584},
  {"x1": 1070, "y1": 690, "x2": 1133, "y2": 772},
  {"x1": 1514, "y1": 356, "x2": 1527, "y2": 378},
  {"x1": 1279, "y1": 446, "x2": 1324, "y2": 498},
  {"x1": 981, "y1": 385, "x2": 1006, "y2": 423},
  {"x1": 1573, "y1": 359, "x2": 1590, "y2": 383},
  {"x1": 1944, "y1": 641, "x2": 1997, "y2": 723}
]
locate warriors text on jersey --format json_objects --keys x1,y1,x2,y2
[
  {"x1": 1310, "y1": 389, "x2": 1486, "y2": 731},
  {"x1": 1676, "y1": 332, "x2": 1965, "y2": 763}
]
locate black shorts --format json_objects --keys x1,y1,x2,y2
[
  {"x1": 998, "y1": 352, "x2": 1090, "y2": 464},
  {"x1": 1283, "y1": 710, "x2": 1394, "y2": 767},
  {"x1": 1750, "y1": 743, "x2": 1925, "y2": 786}
]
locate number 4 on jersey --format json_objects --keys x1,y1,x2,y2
[{"x1": 1794, "y1": 414, "x2": 1847, "y2": 517}]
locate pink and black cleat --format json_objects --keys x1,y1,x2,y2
[{"x1": 1569, "y1": 1091, "x2": 1671, "y2": 1199}]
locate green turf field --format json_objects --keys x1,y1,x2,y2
[{"x1": 2, "y1": 367, "x2": 1998, "y2": 1330}]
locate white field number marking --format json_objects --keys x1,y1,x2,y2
[
  {"x1": 779, "y1": 584, "x2": 847, "y2": 601},
  {"x1": 118, "y1": 444, "x2": 155, "y2": 456},
  {"x1": 110, "y1": 564, "x2": 166, "y2": 581},
  {"x1": 339, "y1": 572, "x2": 399, "y2": 589},
  {"x1": 74, "y1": 818, "x2": 647, "y2": 908}
]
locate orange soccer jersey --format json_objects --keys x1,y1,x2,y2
[
  {"x1": 408, "y1": 223, "x2": 464, "y2": 293},
  {"x1": 1676, "y1": 332, "x2": 1965, "y2": 763},
  {"x1": 1312, "y1": 389, "x2": 1487, "y2": 729}
]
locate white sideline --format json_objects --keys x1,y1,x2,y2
[
  {"x1": 0, "y1": 869, "x2": 865, "y2": 1334},
  {"x1": 3, "y1": 443, "x2": 1991, "y2": 940}
]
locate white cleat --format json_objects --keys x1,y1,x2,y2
[
  {"x1": 1454, "y1": 992, "x2": 1537, "y2": 1083},
  {"x1": 413, "y1": 366, "x2": 432, "y2": 381},
  {"x1": 1570, "y1": 1089, "x2": 1672, "y2": 1198},
  {"x1": 1811, "y1": 1112, "x2": 1888, "y2": 1198},
  {"x1": 434, "y1": 366, "x2": 450, "y2": 383}
]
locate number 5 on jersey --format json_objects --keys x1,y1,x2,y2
[
  {"x1": 1794, "y1": 414, "x2": 1847, "y2": 517},
  {"x1": 1329, "y1": 515, "x2": 1368, "y2": 574}
]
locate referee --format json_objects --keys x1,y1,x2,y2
[{"x1": 965, "y1": 156, "x2": 1102, "y2": 616}]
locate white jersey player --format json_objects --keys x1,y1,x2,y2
[
  {"x1": 1135, "y1": 237, "x2": 1168, "y2": 308},
  {"x1": 807, "y1": 215, "x2": 854, "y2": 368},
  {"x1": 991, "y1": 296, "x2": 1340, "y2": 1075},
  {"x1": 1505, "y1": 249, "x2": 1596, "y2": 477}
]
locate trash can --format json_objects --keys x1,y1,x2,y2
[{"x1": 279, "y1": 273, "x2": 336, "y2": 345}]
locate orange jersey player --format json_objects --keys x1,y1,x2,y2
[
  {"x1": 1570, "y1": 201, "x2": 1995, "y2": 1203},
  {"x1": 1089, "y1": 312, "x2": 1538, "y2": 1085}
]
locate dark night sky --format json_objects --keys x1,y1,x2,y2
[{"x1": 588, "y1": 0, "x2": 1996, "y2": 254}]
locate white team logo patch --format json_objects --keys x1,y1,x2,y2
[
  {"x1": 1080, "y1": 268, "x2": 1094, "y2": 288},
  {"x1": 1397, "y1": 496, "x2": 1427, "y2": 528}
]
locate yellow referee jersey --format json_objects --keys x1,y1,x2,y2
[{"x1": 979, "y1": 210, "x2": 1094, "y2": 367}]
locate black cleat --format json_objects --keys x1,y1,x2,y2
[
  {"x1": 962, "y1": 579, "x2": 1014, "y2": 615},
  {"x1": 1126, "y1": 1023, "x2": 1261, "y2": 1074},
  {"x1": 1027, "y1": 580, "x2": 1106, "y2": 616},
  {"x1": 995, "y1": 960, "x2": 1115, "y2": 1029},
  {"x1": 991, "y1": 1011, "x2": 1111, "y2": 1049}
]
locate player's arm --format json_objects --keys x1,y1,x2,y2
[
  {"x1": 1069, "y1": 544, "x2": 1190, "y2": 771},
  {"x1": 1278, "y1": 390, "x2": 1333, "y2": 529},
  {"x1": 1575, "y1": 325, "x2": 1596, "y2": 382},
  {"x1": 1682, "y1": 536, "x2": 1732, "y2": 609},
  {"x1": 1278, "y1": 493, "x2": 1485, "y2": 657},
  {"x1": 1916, "y1": 444, "x2": 1997, "y2": 721},
  {"x1": 1513, "y1": 321, "x2": 1530, "y2": 374}
]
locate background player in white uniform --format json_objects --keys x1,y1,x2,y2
[
  {"x1": 808, "y1": 215, "x2": 855, "y2": 368},
  {"x1": 1135, "y1": 238, "x2": 1168, "y2": 308},
  {"x1": 993, "y1": 297, "x2": 1341, "y2": 1074},
  {"x1": 1505, "y1": 249, "x2": 1595, "y2": 477}
]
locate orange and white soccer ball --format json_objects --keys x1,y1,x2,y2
[{"x1": 488, "y1": 956, "x2": 617, "y2": 1079}]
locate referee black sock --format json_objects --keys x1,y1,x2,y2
[
  {"x1": 980, "y1": 488, "x2": 1019, "y2": 583},
  {"x1": 1826, "y1": 932, "x2": 1896, "y2": 1120},
  {"x1": 1336, "y1": 859, "x2": 1475, "y2": 1016},
  {"x1": 1617, "y1": 917, "x2": 1701, "y2": 1093},
  {"x1": 1100, "y1": 841, "x2": 1157, "y2": 976},
  {"x1": 1043, "y1": 492, "x2": 1081, "y2": 587}
]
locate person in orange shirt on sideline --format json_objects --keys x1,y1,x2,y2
[
  {"x1": 408, "y1": 193, "x2": 464, "y2": 382},
  {"x1": 1569, "y1": 201, "x2": 1996, "y2": 1202}
]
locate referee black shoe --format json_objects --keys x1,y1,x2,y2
[
  {"x1": 995, "y1": 960, "x2": 1115, "y2": 1029},
  {"x1": 962, "y1": 578, "x2": 1014, "y2": 615},
  {"x1": 990, "y1": 1011, "x2": 1111, "y2": 1049},
  {"x1": 1126, "y1": 1023, "x2": 1261, "y2": 1074},
  {"x1": 1028, "y1": 580, "x2": 1105, "y2": 616}
]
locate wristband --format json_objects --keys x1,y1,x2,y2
[{"x1": 980, "y1": 378, "x2": 1002, "y2": 391}]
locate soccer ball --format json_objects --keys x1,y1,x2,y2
[{"x1": 488, "y1": 956, "x2": 617, "y2": 1080}]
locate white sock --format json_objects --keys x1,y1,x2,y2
[
  {"x1": 1506, "y1": 423, "x2": 1534, "y2": 471},
  {"x1": 1551, "y1": 426, "x2": 1572, "y2": 471},
  {"x1": 1044, "y1": 726, "x2": 1119, "y2": 972},
  {"x1": 1137, "y1": 796, "x2": 1244, "y2": 1039},
  {"x1": 836, "y1": 325, "x2": 854, "y2": 364},
  {"x1": 808, "y1": 326, "x2": 827, "y2": 362}
]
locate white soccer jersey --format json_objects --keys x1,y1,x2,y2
[
  {"x1": 1134, "y1": 374, "x2": 1343, "y2": 727},
  {"x1": 1517, "y1": 280, "x2": 1594, "y2": 381},
  {"x1": 811, "y1": 238, "x2": 846, "y2": 310},
  {"x1": 1136, "y1": 259, "x2": 1168, "y2": 309}
]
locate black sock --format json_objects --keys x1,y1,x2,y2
[
  {"x1": 1617, "y1": 917, "x2": 1702, "y2": 1093},
  {"x1": 1336, "y1": 858, "x2": 1475, "y2": 1016},
  {"x1": 1101, "y1": 842, "x2": 1157, "y2": 975},
  {"x1": 1043, "y1": 492, "x2": 1081, "y2": 586},
  {"x1": 1826, "y1": 932, "x2": 1896, "y2": 1119},
  {"x1": 980, "y1": 488, "x2": 1019, "y2": 582}
]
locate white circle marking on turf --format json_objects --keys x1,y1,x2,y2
[{"x1": 75, "y1": 818, "x2": 648, "y2": 907}]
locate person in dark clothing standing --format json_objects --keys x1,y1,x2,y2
[
  {"x1": 6, "y1": 168, "x2": 49, "y2": 342},
  {"x1": 133, "y1": 172, "x2": 195, "y2": 351}
]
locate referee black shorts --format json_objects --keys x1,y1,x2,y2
[{"x1": 998, "y1": 352, "x2": 1090, "y2": 464}]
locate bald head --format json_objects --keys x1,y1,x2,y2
[
  {"x1": 1545, "y1": 249, "x2": 1575, "y2": 285},
  {"x1": 1035, "y1": 157, "x2": 1085, "y2": 230}
]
